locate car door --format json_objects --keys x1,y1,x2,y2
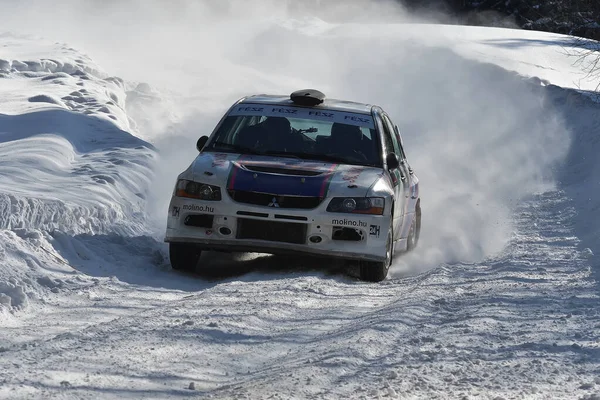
[
  {"x1": 393, "y1": 122, "x2": 418, "y2": 194},
  {"x1": 383, "y1": 114, "x2": 411, "y2": 193},
  {"x1": 378, "y1": 113, "x2": 405, "y2": 240},
  {"x1": 390, "y1": 118, "x2": 419, "y2": 237}
]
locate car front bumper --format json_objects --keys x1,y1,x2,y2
[{"x1": 164, "y1": 196, "x2": 391, "y2": 263}]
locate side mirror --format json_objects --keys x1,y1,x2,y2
[
  {"x1": 386, "y1": 153, "x2": 399, "y2": 170},
  {"x1": 196, "y1": 136, "x2": 209, "y2": 152}
]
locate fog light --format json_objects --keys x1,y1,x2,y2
[
  {"x1": 219, "y1": 227, "x2": 232, "y2": 236},
  {"x1": 309, "y1": 235, "x2": 322, "y2": 243}
]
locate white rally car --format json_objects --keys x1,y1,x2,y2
[{"x1": 164, "y1": 89, "x2": 421, "y2": 281}]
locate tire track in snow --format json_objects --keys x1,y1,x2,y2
[
  {"x1": 2, "y1": 189, "x2": 598, "y2": 399},
  {"x1": 202, "y1": 191, "x2": 599, "y2": 400},
  {"x1": 0, "y1": 262, "x2": 443, "y2": 398}
]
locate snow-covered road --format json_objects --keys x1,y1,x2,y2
[
  {"x1": 2, "y1": 191, "x2": 598, "y2": 399},
  {"x1": 1, "y1": 3, "x2": 600, "y2": 399}
]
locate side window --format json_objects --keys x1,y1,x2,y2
[
  {"x1": 382, "y1": 114, "x2": 401, "y2": 157},
  {"x1": 393, "y1": 124, "x2": 407, "y2": 160},
  {"x1": 379, "y1": 116, "x2": 395, "y2": 156}
]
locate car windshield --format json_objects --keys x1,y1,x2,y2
[{"x1": 204, "y1": 103, "x2": 382, "y2": 167}]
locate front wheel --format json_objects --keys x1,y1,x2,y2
[
  {"x1": 359, "y1": 227, "x2": 393, "y2": 282},
  {"x1": 169, "y1": 243, "x2": 202, "y2": 272}
]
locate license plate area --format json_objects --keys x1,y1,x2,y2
[{"x1": 236, "y1": 218, "x2": 307, "y2": 244}]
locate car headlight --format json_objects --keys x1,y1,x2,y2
[
  {"x1": 175, "y1": 179, "x2": 221, "y2": 201},
  {"x1": 326, "y1": 197, "x2": 384, "y2": 215}
]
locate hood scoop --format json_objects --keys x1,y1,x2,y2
[{"x1": 243, "y1": 165, "x2": 323, "y2": 177}]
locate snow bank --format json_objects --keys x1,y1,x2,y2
[{"x1": 0, "y1": 35, "x2": 159, "y2": 317}]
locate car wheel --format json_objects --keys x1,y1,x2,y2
[
  {"x1": 169, "y1": 243, "x2": 202, "y2": 272},
  {"x1": 359, "y1": 226, "x2": 392, "y2": 282},
  {"x1": 412, "y1": 202, "x2": 421, "y2": 250},
  {"x1": 406, "y1": 219, "x2": 417, "y2": 251}
]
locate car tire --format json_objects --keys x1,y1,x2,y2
[
  {"x1": 359, "y1": 226, "x2": 392, "y2": 282},
  {"x1": 406, "y1": 219, "x2": 417, "y2": 252},
  {"x1": 169, "y1": 243, "x2": 202, "y2": 272},
  {"x1": 415, "y1": 202, "x2": 421, "y2": 246},
  {"x1": 408, "y1": 202, "x2": 421, "y2": 251}
]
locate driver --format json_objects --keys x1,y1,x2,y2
[
  {"x1": 261, "y1": 117, "x2": 304, "y2": 152},
  {"x1": 236, "y1": 117, "x2": 290, "y2": 150},
  {"x1": 328, "y1": 122, "x2": 366, "y2": 160},
  {"x1": 236, "y1": 117, "x2": 304, "y2": 153}
]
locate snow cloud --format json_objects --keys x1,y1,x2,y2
[{"x1": 0, "y1": 0, "x2": 571, "y2": 274}]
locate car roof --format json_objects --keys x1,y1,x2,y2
[{"x1": 239, "y1": 94, "x2": 375, "y2": 115}]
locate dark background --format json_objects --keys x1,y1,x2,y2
[{"x1": 401, "y1": 0, "x2": 600, "y2": 40}]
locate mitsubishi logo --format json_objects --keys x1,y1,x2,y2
[{"x1": 268, "y1": 197, "x2": 280, "y2": 208}]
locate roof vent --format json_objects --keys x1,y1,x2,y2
[{"x1": 290, "y1": 89, "x2": 325, "y2": 106}]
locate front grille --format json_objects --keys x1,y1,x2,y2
[
  {"x1": 274, "y1": 214, "x2": 308, "y2": 221},
  {"x1": 237, "y1": 211, "x2": 268, "y2": 218},
  {"x1": 236, "y1": 218, "x2": 307, "y2": 244},
  {"x1": 228, "y1": 190, "x2": 323, "y2": 209}
]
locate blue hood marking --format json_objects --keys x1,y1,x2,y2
[{"x1": 227, "y1": 162, "x2": 335, "y2": 197}]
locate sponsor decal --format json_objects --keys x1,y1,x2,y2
[
  {"x1": 344, "y1": 115, "x2": 371, "y2": 124},
  {"x1": 308, "y1": 111, "x2": 334, "y2": 118},
  {"x1": 369, "y1": 224, "x2": 381, "y2": 238},
  {"x1": 211, "y1": 153, "x2": 229, "y2": 167},
  {"x1": 226, "y1": 155, "x2": 245, "y2": 191},
  {"x1": 342, "y1": 166, "x2": 364, "y2": 185},
  {"x1": 182, "y1": 204, "x2": 214, "y2": 213},
  {"x1": 270, "y1": 107, "x2": 298, "y2": 115},
  {"x1": 320, "y1": 163, "x2": 338, "y2": 197},
  {"x1": 235, "y1": 106, "x2": 265, "y2": 112},
  {"x1": 228, "y1": 103, "x2": 375, "y2": 129},
  {"x1": 172, "y1": 206, "x2": 180, "y2": 217},
  {"x1": 331, "y1": 218, "x2": 367, "y2": 228}
]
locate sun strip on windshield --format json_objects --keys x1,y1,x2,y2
[{"x1": 229, "y1": 103, "x2": 375, "y2": 129}]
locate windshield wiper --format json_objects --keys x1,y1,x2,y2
[
  {"x1": 260, "y1": 150, "x2": 302, "y2": 159},
  {"x1": 210, "y1": 144, "x2": 305, "y2": 159},
  {"x1": 264, "y1": 151, "x2": 348, "y2": 164},
  {"x1": 210, "y1": 141, "x2": 263, "y2": 155},
  {"x1": 209, "y1": 145, "x2": 363, "y2": 165}
]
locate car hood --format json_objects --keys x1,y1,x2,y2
[{"x1": 190, "y1": 152, "x2": 384, "y2": 198}]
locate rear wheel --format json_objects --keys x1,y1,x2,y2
[
  {"x1": 359, "y1": 227, "x2": 392, "y2": 282},
  {"x1": 169, "y1": 243, "x2": 202, "y2": 272},
  {"x1": 407, "y1": 219, "x2": 417, "y2": 251}
]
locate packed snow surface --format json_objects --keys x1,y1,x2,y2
[{"x1": 1, "y1": 7, "x2": 600, "y2": 400}]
